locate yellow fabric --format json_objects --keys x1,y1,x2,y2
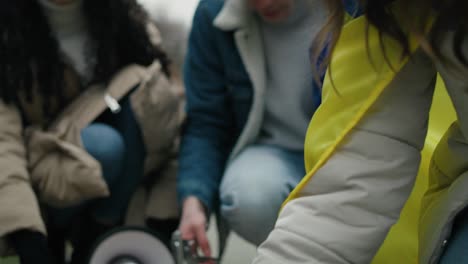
[
  {"x1": 285, "y1": 15, "x2": 418, "y2": 204},
  {"x1": 283, "y1": 12, "x2": 457, "y2": 264},
  {"x1": 372, "y1": 79, "x2": 456, "y2": 264}
]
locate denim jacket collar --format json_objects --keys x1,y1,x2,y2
[{"x1": 214, "y1": 0, "x2": 252, "y2": 30}]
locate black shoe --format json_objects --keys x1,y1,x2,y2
[
  {"x1": 7, "y1": 229, "x2": 54, "y2": 264},
  {"x1": 69, "y1": 216, "x2": 116, "y2": 264},
  {"x1": 46, "y1": 225, "x2": 67, "y2": 264}
]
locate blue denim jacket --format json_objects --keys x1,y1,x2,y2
[
  {"x1": 178, "y1": 0, "x2": 253, "y2": 212},
  {"x1": 178, "y1": 0, "x2": 328, "y2": 213}
]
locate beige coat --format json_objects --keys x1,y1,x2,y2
[{"x1": 0, "y1": 26, "x2": 184, "y2": 255}]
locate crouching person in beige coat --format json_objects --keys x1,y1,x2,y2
[{"x1": 0, "y1": 0, "x2": 184, "y2": 263}]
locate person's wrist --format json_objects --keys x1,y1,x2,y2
[
  {"x1": 183, "y1": 196, "x2": 204, "y2": 211},
  {"x1": 183, "y1": 196, "x2": 209, "y2": 219}
]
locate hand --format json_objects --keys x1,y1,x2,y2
[{"x1": 179, "y1": 196, "x2": 212, "y2": 258}]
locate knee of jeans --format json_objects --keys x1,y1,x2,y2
[
  {"x1": 220, "y1": 188, "x2": 280, "y2": 245},
  {"x1": 220, "y1": 186, "x2": 280, "y2": 226},
  {"x1": 81, "y1": 123, "x2": 125, "y2": 182}
]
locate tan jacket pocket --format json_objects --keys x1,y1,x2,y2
[{"x1": 25, "y1": 123, "x2": 109, "y2": 207}]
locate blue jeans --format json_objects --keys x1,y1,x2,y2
[
  {"x1": 219, "y1": 144, "x2": 305, "y2": 245},
  {"x1": 439, "y1": 207, "x2": 468, "y2": 263},
  {"x1": 50, "y1": 97, "x2": 146, "y2": 225}
]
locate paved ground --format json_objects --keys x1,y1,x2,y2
[
  {"x1": 1, "y1": 215, "x2": 257, "y2": 264},
  {"x1": 206, "y1": 217, "x2": 257, "y2": 264},
  {"x1": 1, "y1": 232, "x2": 256, "y2": 264}
]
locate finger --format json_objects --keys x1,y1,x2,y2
[
  {"x1": 179, "y1": 222, "x2": 195, "y2": 241},
  {"x1": 195, "y1": 224, "x2": 212, "y2": 257}
]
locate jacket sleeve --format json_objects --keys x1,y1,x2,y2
[
  {"x1": 434, "y1": 33, "x2": 468, "y2": 146},
  {"x1": 419, "y1": 32, "x2": 468, "y2": 264},
  {"x1": 0, "y1": 100, "x2": 45, "y2": 238},
  {"x1": 177, "y1": 1, "x2": 234, "y2": 213},
  {"x1": 252, "y1": 51, "x2": 437, "y2": 264}
]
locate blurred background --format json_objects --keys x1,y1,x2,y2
[{"x1": 1, "y1": 0, "x2": 256, "y2": 263}]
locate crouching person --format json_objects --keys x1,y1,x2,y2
[
  {"x1": 177, "y1": 0, "x2": 325, "y2": 259},
  {"x1": 0, "y1": 0, "x2": 184, "y2": 263}
]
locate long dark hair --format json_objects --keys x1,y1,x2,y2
[
  {"x1": 0, "y1": 0, "x2": 170, "y2": 112},
  {"x1": 312, "y1": 0, "x2": 468, "y2": 79}
]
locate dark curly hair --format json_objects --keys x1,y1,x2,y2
[
  {"x1": 312, "y1": 0, "x2": 468, "y2": 78},
  {"x1": 0, "y1": 0, "x2": 170, "y2": 113}
]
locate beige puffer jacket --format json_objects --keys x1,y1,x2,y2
[{"x1": 0, "y1": 24, "x2": 184, "y2": 255}]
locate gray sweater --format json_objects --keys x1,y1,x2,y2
[{"x1": 258, "y1": 0, "x2": 326, "y2": 151}]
